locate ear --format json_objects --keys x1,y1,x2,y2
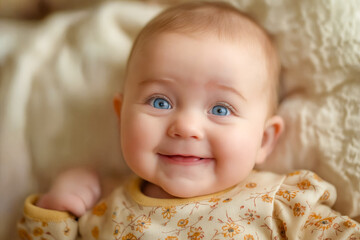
[
  {"x1": 256, "y1": 115, "x2": 284, "y2": 164},
  {"x1": 113, "y1": 93, "x2": 123, "y2": 120}
]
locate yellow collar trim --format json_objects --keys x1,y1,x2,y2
[
  {"x1": 24, "y1": 195, "x2": 75, "y2": 222},
  {"x1": 127, "y1": 177, "x2": 235, "y2": 207}
]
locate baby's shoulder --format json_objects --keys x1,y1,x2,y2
[{"x1": 250, "y1": 170, "x2": 337, "y2": 207}]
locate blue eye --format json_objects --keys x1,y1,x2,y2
[
  {"x1": 211, "y1": 105, "x2": 230, "y2": 116},
  {"x1": 151, "y1": 97, "x2": 171, "y2": 109}
]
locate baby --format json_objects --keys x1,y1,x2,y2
[{"x1": 18, "y1": 2, "x2": 360, "y2": 240}]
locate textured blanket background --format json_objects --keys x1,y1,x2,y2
[{"x1": 1, "y1": 0, "x2": 359, "y2": 239}]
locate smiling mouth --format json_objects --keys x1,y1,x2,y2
[{"x1": 158, "y1": 154, "x2": 213, "y2": 165}]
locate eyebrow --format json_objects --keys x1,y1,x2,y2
[
  {"x1": 207, "y1": 81, "x2": 247, "y2": 102},
  {"x1": 138, "y1": 78, "x2": 175, "y2": 86},
  {"x1": 138, "y1": 78, "x2": 246, "y2": 101}
]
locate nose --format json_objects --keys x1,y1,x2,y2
[{"x1": 167, "y1": 111, "x2": 204, "y2": 140}]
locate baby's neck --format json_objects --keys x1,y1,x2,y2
[{"x1": 142, "y1": 181, "x2": 176, "y2": 199}]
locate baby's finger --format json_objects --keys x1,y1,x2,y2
[
  {"x1": 36, "y1": 193, "x2": 87, "y2": 217},
  {"x1": 59, "y1": 194, "x2": 87, "y2": 217},
  {"x1": 71, "y1": 184, "x2": 101, "y2": 211}
]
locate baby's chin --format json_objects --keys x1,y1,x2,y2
[{"x1": 142, "y1": 182, "x2": 173, "y2": 199}]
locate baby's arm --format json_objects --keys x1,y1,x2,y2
[
  {"x1": 36, "y1": 167, "x2": 101, "y2": 217},
  {"x1": 275, "y1": 170, "x2": 360, "y2": 239}
]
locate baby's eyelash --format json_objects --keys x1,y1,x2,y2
[
  {"x1": 214, "y1": 102, "x2": 236, "y2": 114},
  {"x1": 145, "y1": 94, "x2": 172, "y2": 105}
]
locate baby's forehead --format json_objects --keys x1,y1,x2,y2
[
  {"x1": 132, "y1": 28, "x2": 274, "y2": 85},
  {"x1": 130, "y1": 27, "x2": 274, "y2": 83},
  {"x1": 130, "y1": 30, "x2": 272, "y2": 87},
  {"x1": 132, "y1": 24, "x2": 272, "y2": 69}
]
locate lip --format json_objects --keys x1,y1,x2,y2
[{"x1": 158, "y1": 153, "x2": 213, "y2": 166}]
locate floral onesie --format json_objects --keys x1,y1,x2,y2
[{"x1": 18, "y1": 170, "x2": 360, "y2": 240}]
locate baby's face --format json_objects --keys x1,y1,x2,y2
[{"x1": 119, "y1": 32, "x2": 274, "y2": 198}]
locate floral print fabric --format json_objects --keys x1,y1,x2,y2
[{"x1": 18, "y1": 170, "x2": 360, "y2": 240}]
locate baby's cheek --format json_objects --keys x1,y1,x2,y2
[
  {"x1": 121, "y1": 114, "x2": 149, "y2": 147},
  {"x1": 212, "y1": 131, "x2": 258, "y2": 168},
  {"x1": 121, "y1": 114, "x2": 161, "y2": 167},
  {"x1": 212, "y1": 130, "x2": 247, "y2": 157}
]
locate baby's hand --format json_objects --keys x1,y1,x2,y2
[{"x1": 36, "y1": 167, "x2": 101, "y2": 217}]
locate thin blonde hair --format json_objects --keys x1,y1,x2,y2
[{"x1": 126, "y1": 1, "x2": 280, "y2": 113}]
